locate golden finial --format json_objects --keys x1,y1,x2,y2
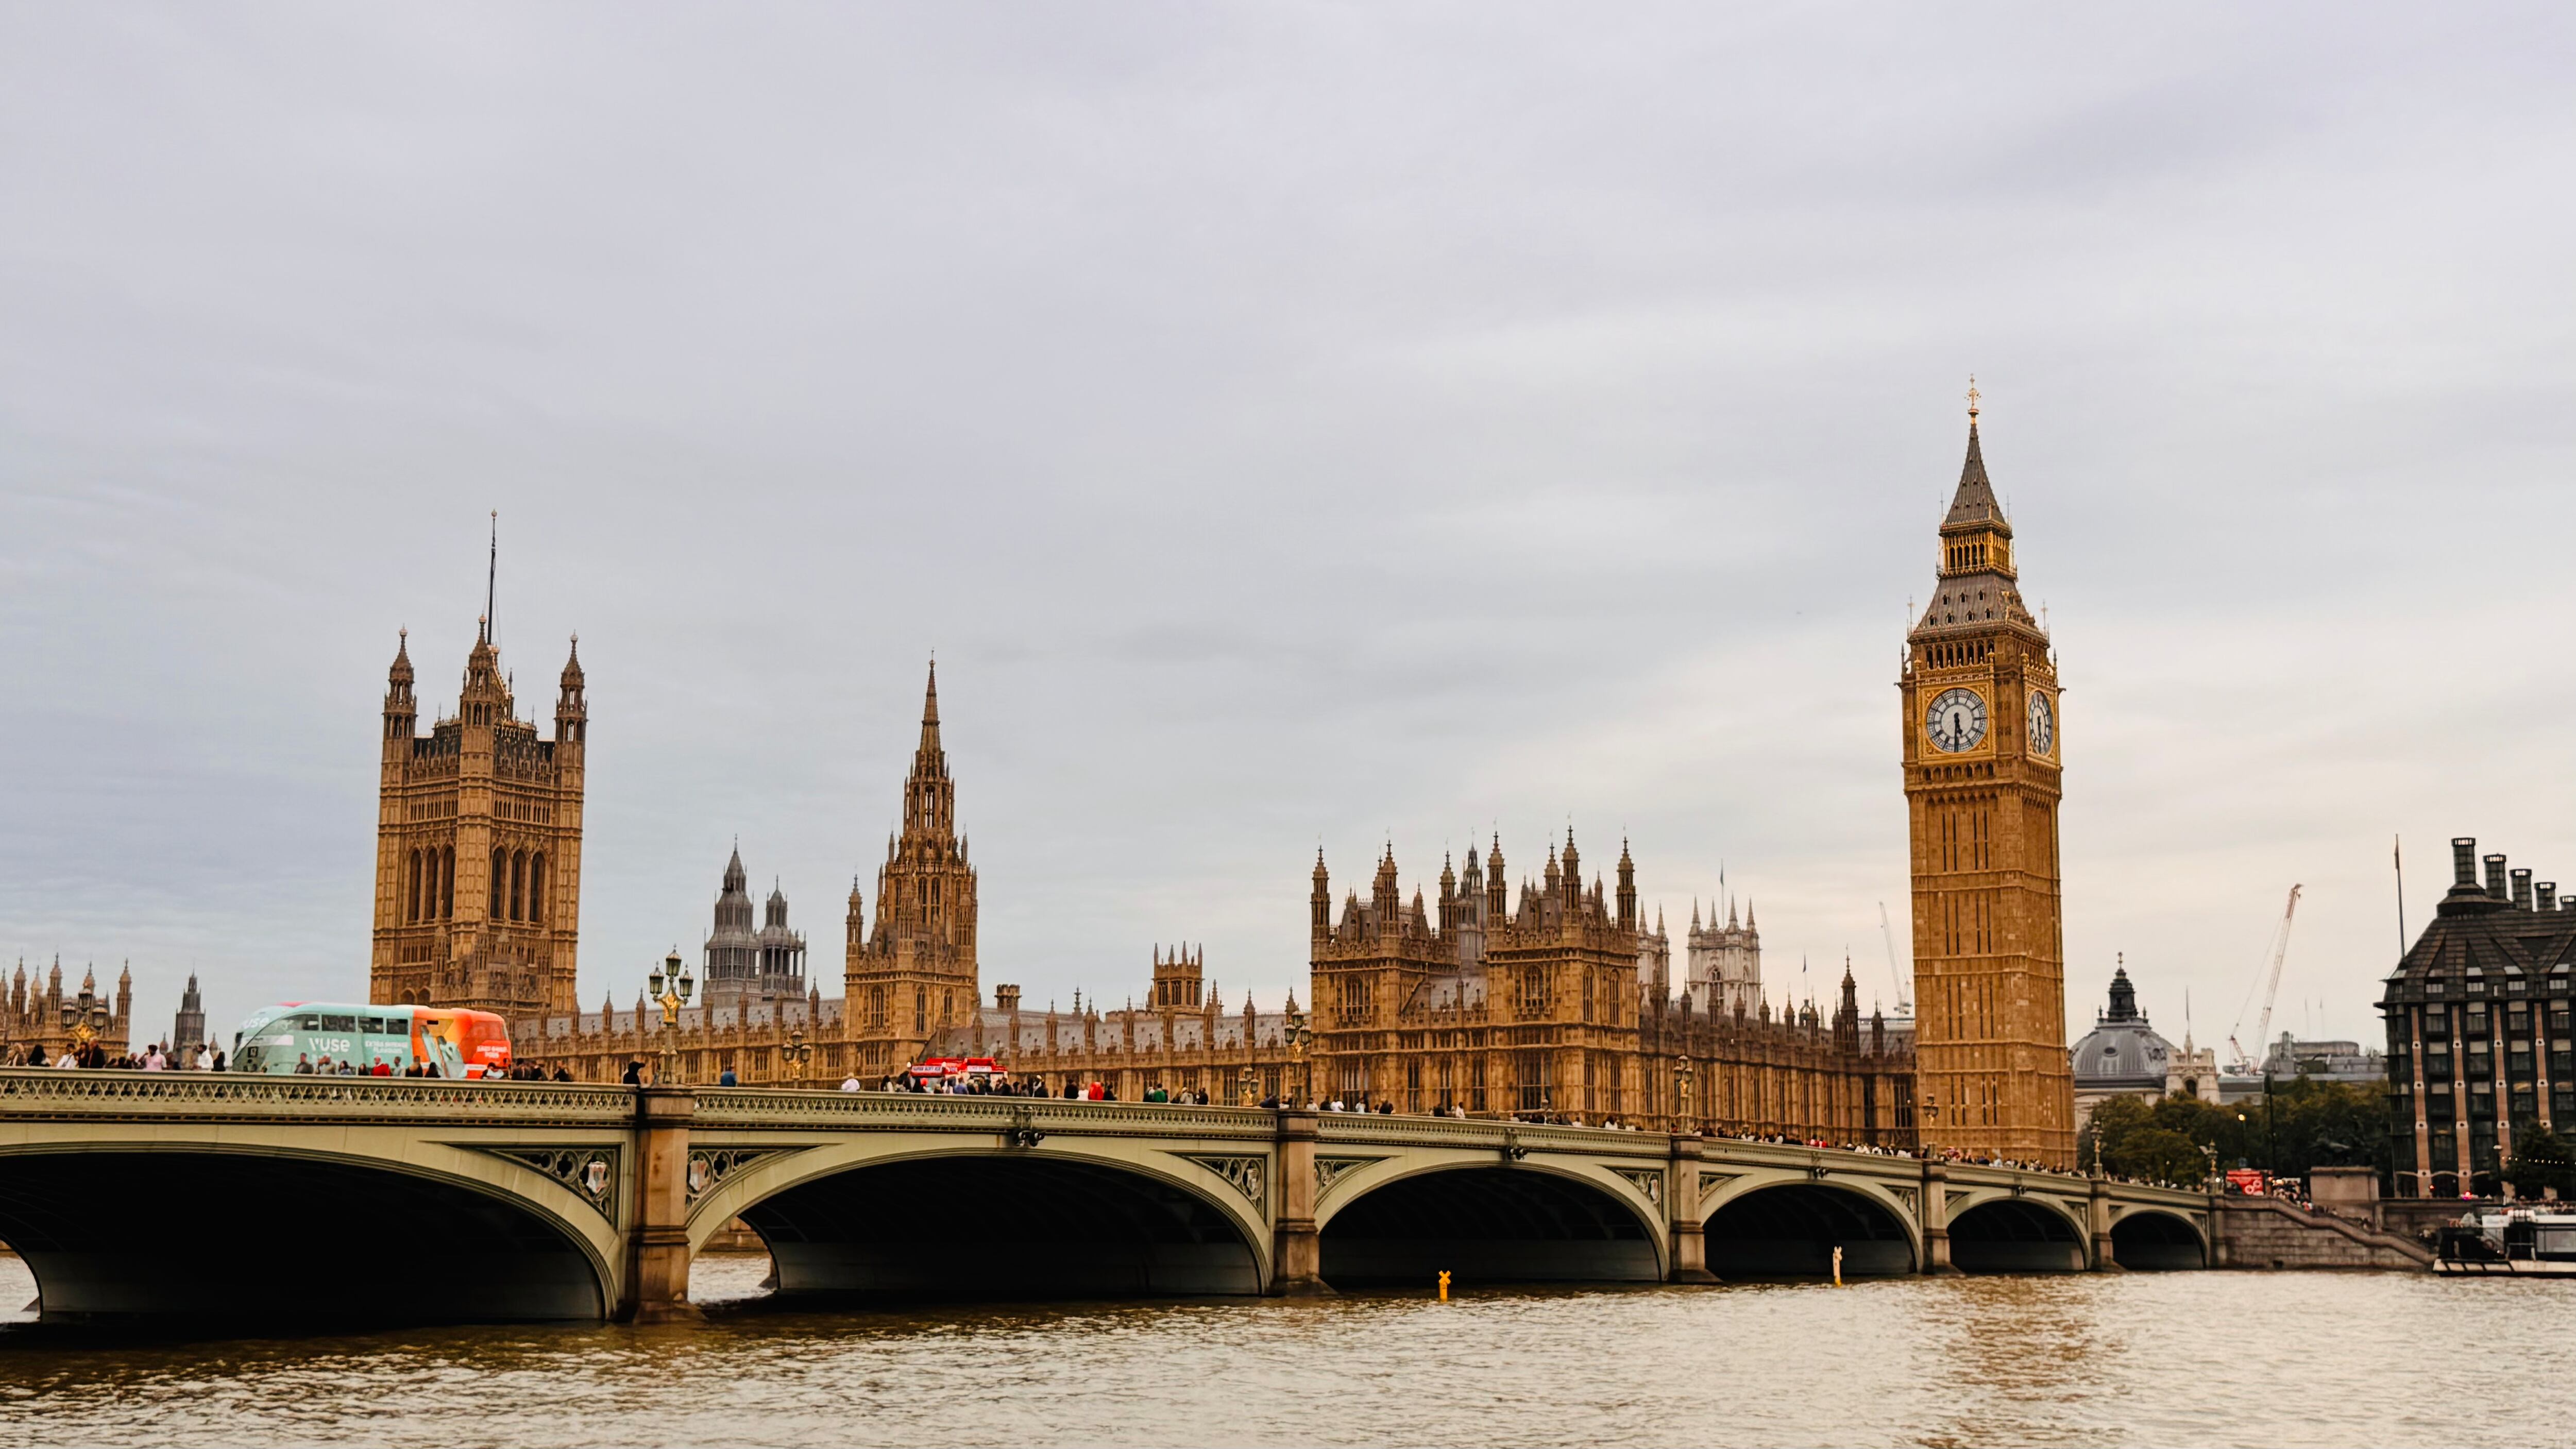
[{"x1": 1965, "y1": 375, "x2": 1980, "y2": 421}]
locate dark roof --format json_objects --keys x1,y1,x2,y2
[
  {"x1": 2073, "y1": 1018, "x2": 2172, "y2": 1092},
  {"x1": 2380, "y1": 880, "x2": 2576, "y2": 1007},
  {"x1": 2073, "y1": 966, "x2": 2172, "y2": 1092},
  {"x1": 1944, "y1": 421, "x2": 2006, "y2": 529}
]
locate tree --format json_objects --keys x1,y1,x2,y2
[
  {"x1": 2506, "y1": 1120, "x2": 2576, "y2": 1200},
  {"x1": 2077, "y1": 1079, "x2": 2393, "y2": 1187},
  {"x1": 2114, "y1": 1127, "x2": 2209, "y2": 1187},
  {"x1": 2078, "y1": 1096, "x2": 2153, "y2": 1173}
]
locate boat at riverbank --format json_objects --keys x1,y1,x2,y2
[{"x1": 2433, "y1": 1209, "x2": 2576, "y2": 1275}]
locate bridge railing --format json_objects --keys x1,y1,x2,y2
[
  {"x1": 1312, "y1": 1112, "x2": 1674, "y2": 1158},
  {"x1": 690, "y1": 1087, "x2": 1278, "y2": 1138},
  {"x1": 0, "y1": 1067, "x2": 634, "y2": 1124}
]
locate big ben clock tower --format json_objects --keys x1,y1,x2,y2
[{"x1": 1901, "y1": 386, "x2": 2074, "y2": 1169}]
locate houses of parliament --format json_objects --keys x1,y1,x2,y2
[{"x1": 381, "y1": 407, "x2": 2074, "y2": 1161}]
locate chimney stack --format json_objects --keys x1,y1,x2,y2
[
  {"x1": 2485, "y1": 854, "x2": 2510, "y2": 900},
  {"x1": 2512, "y1": 868, "x2": 2535, "y2": 910},
  {"x1": 2538, "y1": 882, "x2": 2557, "y2": 914},
  {"x1": 995, "y1": 984, "x2": 1021, "y2": 1012},
  {"x1": 2453, "y1": 838, "x2": 2479, "y2": 888}
]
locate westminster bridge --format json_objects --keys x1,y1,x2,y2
[{"x1": 0, "y1": 1069, "x2": 2218, "y2": 1324}]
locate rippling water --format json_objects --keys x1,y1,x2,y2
[{"x1": 2, "y1": 1252, "x2": 2569, "y2": 1446}]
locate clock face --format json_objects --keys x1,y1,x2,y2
[
  {"x1": 2026, "y1": 690, "x2": 2055, "y2": 756},
  {"x1": 1925, "y1": 688, "x2": 1988, "y2": 753}
]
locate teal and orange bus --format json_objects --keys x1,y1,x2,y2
[{"x1": 230, "y1": 1002, "x2": 512, "y2": 1078}]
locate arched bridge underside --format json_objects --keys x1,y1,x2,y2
[
  {"x1": 2110, "y1": 1208, "x2": 2206, "y2": 1270},
  {"x1": 1702, "y1": 1183, "x2": 1917, "y2": 1277},
  {"x1": 1318, "y1": 1167, "x2": 1659, "y2": 1284},
  {"x1": 1948, "y1": 1197, "x2": 2088, "y2": 1273},
  {"x1": 0, "y1": 1073, "x2": 2215, "y2": 1324},
  {"x1": 0, "y1": 1148, "x2": 608, "y2": 1324},
  {"x1": 743, "y1": 1156, "x2": 1261, "y2": 1299}
]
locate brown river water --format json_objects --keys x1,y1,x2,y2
[{"x1": 0, "y1": 1253, "x2": 2567, "y2": 1447}]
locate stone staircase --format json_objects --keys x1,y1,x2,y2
[{"x1": 2211, "y1": 1194, "x2": 2432, "y2": 1270}]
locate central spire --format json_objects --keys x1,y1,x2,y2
[
  {"x1": 902, "y1": 658, "x2": 954, "y2": 837},
  {"x1": 1944, "y1": 413, "x2": 2005, "y2": 530}
]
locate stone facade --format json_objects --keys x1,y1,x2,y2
[
  {"x1": 840, "y1": 663, "x2": 981, "y2": 1076},
  {"x1": 1902, "y1": 400, "x2": 2075, "y2": 1168},
  {"x1": 3, "y1": 958, "x2": 133, "y2": 1064},
  {"x1": 700, "y1": 847, "x2": 806, "y2": 1017},
  {"x1": 1300, "y1": 838, "x2": 1911, "y2": 1137},
  {"x1": 512, "y1": 673, "x2": 1911, "y2": 1141},
  {"x1": 370, "y1": 617, "x2": 586, "y2": 1019},
  {"x1": 171, "y1": 972, "x2": 207, "y2": 1054},
  {"x1": 1684, "y1": 897, "x2": 1763, "y2": 1017}
]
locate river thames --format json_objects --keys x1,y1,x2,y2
[{"x1": 1, "y1": 1255, "x2": 2568, "y2": 1447}]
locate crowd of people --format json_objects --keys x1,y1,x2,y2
[{"x1": 10, "y1": 1039, "x2": 222, "y2": 1070}]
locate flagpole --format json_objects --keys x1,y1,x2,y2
[{"x1": 2394, "y1": 834, "x2": 2407, "y2": 958}]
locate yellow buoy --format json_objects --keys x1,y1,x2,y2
[{"x1": 1437, "y1": 1270, "x2": 1451, "y2": 1301}]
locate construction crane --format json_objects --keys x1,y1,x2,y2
[
  {"x1": 2227, "y1": 884, "x2": 2302, "y2": 1073},
  {"x1": 1876, "y1": 902, "x2": 1911, "y2": 1015}
]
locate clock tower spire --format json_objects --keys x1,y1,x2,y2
[{"x1": 1900, "y1": 391, "x2": 2073, "y2": 1169}]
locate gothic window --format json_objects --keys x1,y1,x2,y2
[
  {"x1": 406, "y1": 850, "x2": 422, "y2": 923},
  {"x1": 1516, "y1": 1050, "x2": 1550, "y2": 1113},
  {"x1": 1337, "y1": 975, "x2": 1372, "y2": 1027},
  {"x1": 1471, "y1": 1055, "x2": 1488, "y2": 1113},
  {"x1": 490, "y1": 849, "x2": 506, "y2": 917},
  {"x1": 510, "y1": 850, "x2": 526, "y2": 922},
  {"x1": 528, "y1": 854, "x2": 545, "y2": 925},
  {"x1": 913, "y1": 988, "x2": 926, "y2": 1033},
  {"x1": 1519, "y1": 966, "x2": 1549, "y2": 1018},
  {"x1": 440, "y1": 847, "x2": 455, "y2": 918}
]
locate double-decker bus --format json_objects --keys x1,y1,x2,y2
[{"x1": 230, "y1": 1003, "x2": 512, "y2": 1078}]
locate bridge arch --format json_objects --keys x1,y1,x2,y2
[
  {"x1": 1313, "y1": 1160, "x2": 1666, "y2": 1286},
  {"x1": 0, "y1": 1141, "x2": 617, "y2": 1324},
  {"x1": 1947, "y1": 1192, "x2": 2089, "y2": 1272},
  {"x1": 1697, "y1": 1177, "x2": 1919, "y2": 1276},
  {"x1": 2108, "y1": 1207, "x2": 2207, "y2": 1270},
  {"x1": 684, "y1": 1140, "x2": 1269, "y2": 1299}
]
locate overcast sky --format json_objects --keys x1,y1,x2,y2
[{"x1": 4, "y1": 5, "x2": 2573, "y2": 1058}]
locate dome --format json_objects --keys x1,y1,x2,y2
[{"x1": 2072, "y1": 965, "x2": 2174, "y2": 1094}]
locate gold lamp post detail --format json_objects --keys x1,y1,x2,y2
[
  {"x1": 646, "y1": 949, "x2": 693, "y2": 1085},
  {"x1": 1673, "y1": 1058, "x2": 1697, "y2": 1135},
  {"x1": 1238, "y1": 1065, "x2": 1257, "y2": 1107},
  {"x1": 784, "y1": 1024, "x2": 814, "y2": 1086},
  {"x1": 1284, "y1": 1007, "x2": 1313, "y2": 1107}
]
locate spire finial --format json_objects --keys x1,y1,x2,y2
[
  {"x1": 1965, "y1": 374, "x2": 1980, "y2": 422},
  {"x1": 484, "y1": 510, "x2": 498, "y2": 644}
]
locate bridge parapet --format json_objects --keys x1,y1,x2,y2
[
  {"x1": 1312, "y1": 1113, "x2": 1672, "y2": 1159},
  {"x1": 0, "y1": 1067, "x2": 632, "y2": 1124},
  {"x1": 689, "y1": 1088, "x2": 1277, "y2": 1140}
]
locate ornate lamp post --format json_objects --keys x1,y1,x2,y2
[
  {"x1": 61, "y1": 981, "x2": 113, "y2": 1065},
  {"x1": 1239, "y1": 1065, "x2": 1258, "y2": 1107},
  {"x1": 1673, "y1": 1058, "x2": 1698, "y2": 1135},
  {"x1": 646, "y1": 949, "x2": 693, "y2": 1085},
  {"x1": 1284, "y1": 1007, "x2": 1313, "y2": 1107},
  {"x1": 784, "y1": 1025, "x2": 814, "y2": 1086}
]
